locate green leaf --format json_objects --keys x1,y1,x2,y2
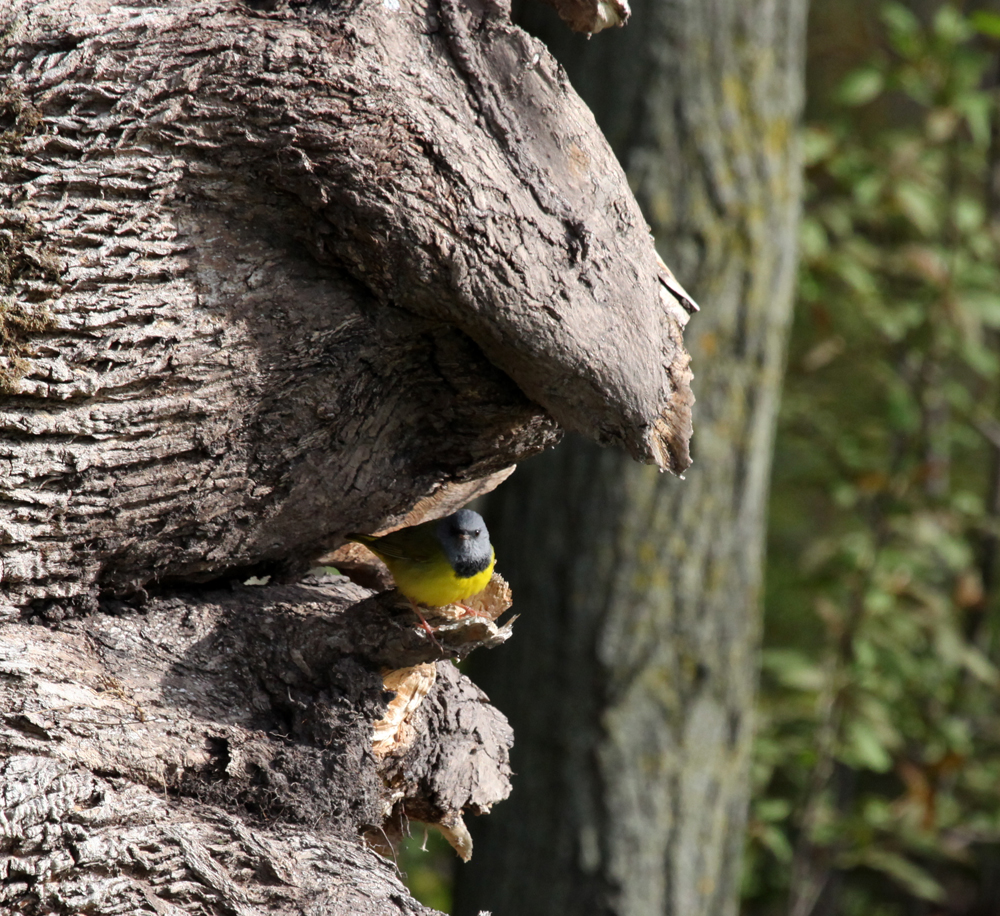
[
  {"x1": 856, "y1": 849, "x2": 946, "y2": 902},
  {"x1": 960, "y1": 644, "x2": 999, "y2": 685},
  {"x1": 932, "y1": 4, "x2": 973, "y2": 44},
  {"x1": 970, "y1": 10, "x2": 1000, "y2": 39},
  {"x1": 894, "y1": 181, "x2": 939, "y2": 235},
  {"x1": 854, "y1": 635, "x2": 878, "y2": 668},
  {"x1": 898, "y1": 64, "x2": 934, "y2": 105},
  {"x1": 960, "y1": 91, "x2": 993, "y2": 146},
  {"x1": 757, "y1": 824, "x2": 794, "y2": 863},
  {"x1": 853, "y1": 173, "x2": 883, "y2": 208},
  {"x1": 860, "y1": 796, "x2": 894, "y2": 829},
  {"x1": 838, "y1": 68, "x2": 885, "y2": 107},
  {"x1": 799, "y1": 217, "x2": 829, "y2": 260},
  {"x1": 962, "y1": 291, "x2": 1000, "y2": 328},
  {"x1": 953, "y1": 196, "x2": 984, "y2": 233},
  {"x1": 844, "y1": 718, "x2": 893, "y2": 772},
  {"x1": 761, "y1": 649, "x2": 826, "y2": 691},
  {"x1": 881, "y1": 2, "x2": 921, "y2": 39},
  {"x1": 882, "y1": 2, "x2": 924, "y2": 59},
  {"x1": 802, "y1": 126, "x2": 836, "y2": 166},
  {"x1": 886, "y1": 379, "x2": 921, "y2": 432},
  {"x1": 756, "y1": 798, "x2": 793, "y2": 822},
  {"x1": 834, "y1": 257, "x2": 879, "y2": 299}
]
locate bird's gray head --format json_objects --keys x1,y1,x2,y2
[{"x1": 436, "y1": 509, "x2": 492, "y2": 578}]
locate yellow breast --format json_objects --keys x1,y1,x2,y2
[{"x1": 385, "y1": 550, "x2": 496, "y2": 607}]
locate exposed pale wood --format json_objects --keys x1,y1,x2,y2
[{"x1": 537, "y1": 0, "x2": 630, "y2": 35}]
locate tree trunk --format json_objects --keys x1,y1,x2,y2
[
  {"x1": 455, "y1": 1, "x2": 807, "y2": 914},
  {"x1": 1, "y1": 0, "x2": 694, "y2": 612},
  {"x1": 0, "y1": 574, "x2": 517, "y2": 914},
  {"x1": 0, "y1": 0, "x2": 697, "y2": 911}
]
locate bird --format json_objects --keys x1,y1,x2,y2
[{"x1": 348, "y1": 508, "x2": 496, "y2": 619}]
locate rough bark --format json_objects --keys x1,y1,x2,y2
[
  {"x1": 456, "y1": 1, "x2": 807, "y2": 915},
  {"x1": 0, "y1": 573, "x2": 515, "y2": 914},
  {"x1": 0, "y1": 0, "x2": 694, "y2": 612},
  {"x1": 1, "y1": 0, "x2": 700, "y2": 911}
]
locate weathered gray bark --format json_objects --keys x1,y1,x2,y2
[
  {"x1": 0, "y1": 0, "x2": 693, "y2": 612},
  {"x1": 0, "y1": 0, "x2": 696, "y2": 912},
  {"x1": 0, "y1": 574, "x2": 515, "y2": 914},
  {"x1": 456, "y1": 1, "x2": 807, "y2": 914}
]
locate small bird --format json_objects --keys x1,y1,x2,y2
[{"x1": 348, "y1": 508, "x2": 496, "y2": 611}]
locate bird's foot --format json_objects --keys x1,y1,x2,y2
[{"x1": 454, "y1": 602, "x2": 488, "y2": 619}]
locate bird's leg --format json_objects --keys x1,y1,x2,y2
[{"x1": 408, "y1": 599, "x2": 445, "y2": 649}]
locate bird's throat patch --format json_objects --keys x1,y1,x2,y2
[{"x1": 452, "y1": 553, "x2": 492, "y2": 579}]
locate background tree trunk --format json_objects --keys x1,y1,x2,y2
[{"x1": 455, "y1": 1, "x2": 807, "y2": 914}]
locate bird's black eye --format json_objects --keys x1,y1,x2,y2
[{"x1": 473, "y1": 529, "x2": 481, "y2": 537}]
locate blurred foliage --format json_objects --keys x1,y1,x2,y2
[
  {"x1": 397, "y1": 826, "x2": 455, "y2": 913},
  {"x1": 744, "y1": 3, "x2": 1000, "y2": 915}
]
